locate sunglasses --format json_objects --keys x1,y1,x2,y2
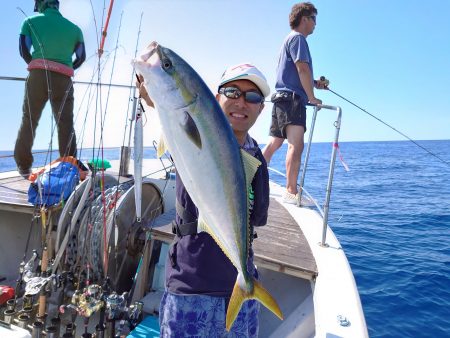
[
  {"x1": 308, "y1": 15, "x2": 317, "y2": 23},
  {"x1": 219, "y1": 87, "x2": 264, "y2": 104}
]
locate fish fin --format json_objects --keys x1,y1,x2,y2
[
  {"x1": 226, "y1": 275, "x2": 283, "y2": 331},
  {"x1": 240, "y1": 149, "x2": 261, "y2": 189},
  {"x1": 197, "y1": 214, "x2": 209, "y2": 234},
  {"x1": 180, "y1": 111, "x2": 202, "y2": 150},
  {"x1": 226, "y1": 277, "x2": 247, "y2": 331},
  {"x1": 198, "y1": 214, "x2": 223, "y2": 250},
  {"x1": 198, "y1": 213, "x2": 236, "y2": 267},
  {"x1": 252, "y1": 279, "x2": 283, "y2": 320},
  {"x1": 157, "y1": 134, "x2": 167, "y2": 158}
]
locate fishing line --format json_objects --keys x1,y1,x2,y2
[
  {"x1": 122, "y1": 12, "x2": 144, "y2": 152},
  {"x1": 95, "y1": 9, "x2": 130, "y2": 278},
  {"x1": 76, "y1": 51, "x2": 118, "y2": 158},
  {"x1": 110, "y1": 14, "x2": 145, "y2": 287},
  {"x1": 88, "y1": 0, "x2": 104, "y2": 162},
  {"x1": 87, "y1": 0, "x2": 117, "y2": 276},
  {"x1": 74, "y1": 0, "x2": 112, "y2": 290},
  {"x1": 89, "y1": 0, "x2": 101, "y2": 50},
  {"x1": 95, "y1": 11, "x2": 124, "y2": 167},
  {"x1": 325, "y1": 86, "x2": 450, "y2": 168}
]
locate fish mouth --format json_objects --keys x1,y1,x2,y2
[{"x1": 140, "y1": 41, "x2": 161, "y2": 63}]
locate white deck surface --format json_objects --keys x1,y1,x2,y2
[{"x1": 269, "y1": 181, "x2": 368, "y2": 337}]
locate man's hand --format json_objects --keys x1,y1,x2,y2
[
  {"x1": 308, "y1": 97, "x2": 322, "y2": 105},
  {"x1": 135, "y1": 74, "x2": 154, "y2": 108}
]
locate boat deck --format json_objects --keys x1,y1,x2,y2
[
  {"x1": 151, "y1": 197, "x2": 318, "y2": 280},
  {"x1": 0, "y1": 173, "x2": 34, "y2": 214},
  {"x1": 0, "y1": 172, "x2": 318, "y2": 280}
]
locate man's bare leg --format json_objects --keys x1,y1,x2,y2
[
  {"x1": 285, "y1": 124, "x2": 305, "y2": 195},
  {"x1": 262, "y1": 136, "x2": 284, "y2": 164}
]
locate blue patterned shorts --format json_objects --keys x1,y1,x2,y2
[{"x1": 159, "y1": 291, "x2": 260, "y2": 338}]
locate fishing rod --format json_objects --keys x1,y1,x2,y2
[
  {"x1": 321, "y1": 79, "x2": 450, "y2": 168},
  {"x1": 125, "y1": 13, "x2": 145, "y2": 150}
]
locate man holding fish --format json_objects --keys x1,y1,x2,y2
[{"x1": 135, "y1": 43, "x2": 282, "y2": 337}]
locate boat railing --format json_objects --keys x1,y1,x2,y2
[{"x1": 300, "y1": 103, "x2": 342, "y2": 246}]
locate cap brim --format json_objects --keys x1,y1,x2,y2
[{"x1": 220, "y1": 74, "x2": 270, "y2": 98}]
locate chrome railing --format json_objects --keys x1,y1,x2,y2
[{"x1": 298, "y1": 104, "x2": 342, "y2": 246}]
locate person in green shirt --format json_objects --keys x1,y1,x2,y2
[{"x1": 15, "y1": 0, "x2": 85, "y2": 178}]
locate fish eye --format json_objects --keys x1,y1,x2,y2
[{"x1": 162, "y1": 58, "x2": 172, "y2": 70}]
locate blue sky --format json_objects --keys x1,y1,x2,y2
[{"x1": 1, "y1": 0, "x2": 449, "y2": 150}]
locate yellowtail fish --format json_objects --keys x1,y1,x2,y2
[{"x1": 133, "y1": 42, "x2": 282, "y2": 330}]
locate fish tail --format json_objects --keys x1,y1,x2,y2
[{"x1": 226, "y1": 276, "x2": 283, "y2": 331}]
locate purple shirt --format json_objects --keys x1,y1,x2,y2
[
  {"x1": 275, "y1": 31, "x2": 314, "y2": 104},
  {"x1": 165, "y1": 138, "x2": 269, "y2": 297}
]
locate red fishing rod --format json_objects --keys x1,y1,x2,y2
[{"x1": 98, "y1": 0, "x2": 115, "y2": 57}]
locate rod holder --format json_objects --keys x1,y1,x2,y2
[
  {"x1": 46, "y1": 325, "x2": 59, "y2": 338},
  {"x1": 35, "y1": 313, "x2": 47, "y2": 327},
  {"x1": 95, "y1": 323, "x2": 105, "y2": 338},
  {"x1": 18, "y1": 313, "x2": 30, "y2": 329},
  {"x1": 23, "y1": 294, "x2": 33, "y2": 309},
  {"x1": 50, "y1": 317, "x2": 61, "y2": 337},
  {"x1": 3, "y1": 309, "x2": 15, "y2": 324},
  {"x1": 6, "y1": 298, "x2": 16, "y2": 311},
  {"x1": 65, "y1": 322, "x2": 76, "y2": 336},
  {"x1": 31, "y1": 321, "x2": 44, "y2": 338}
]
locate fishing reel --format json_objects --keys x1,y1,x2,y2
[
  {"x1": 127, "y1": 301, "x2": 144, "y2": 330},
  {"x1": 105, "y1": 291, "x2": 127, "y2": 320},
  {"x1": 114, "y1": 299, "x2": 144, "y2": 336},
  {"x1": 24, "y1": 275, "x2": 55, "y2": 296},
  {"x1": 71, "y1": 284, "x2": 104, "y2": 317},
  {"x1": 22, "y1": 250, "x2": 59, "y2": 297},
  {"x1": 318, "y1": 76, "x2": 330, "y2": 88},
  {"x1": 20, "y1": 250, "x2": 39, "y2": 283}
]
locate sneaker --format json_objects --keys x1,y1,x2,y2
[
  {"x1": 283, "y1": 191, "x2": 315, "y2": 207},
  {"x1": 18, "y1": 167, "x2": 31, "y2": 180},
  {"x1": 282, "y1": 191, "x2": 299, "y2": 205}
]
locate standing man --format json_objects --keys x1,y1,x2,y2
[
  {"x1": 138, "y1": 64, "x2": 270, "y2": 337},
  {"x1": 15, "y1": 0, "x2": 85, "y2": 178},
  {"x1": 262, "y1": 2, "x2": 328, "y2": 204}
]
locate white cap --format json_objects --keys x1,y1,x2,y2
[{"x1": 218, "y1": 63, "x2": 270, "y2": 98}]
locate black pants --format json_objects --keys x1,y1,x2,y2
[{"x1": 14, "y1": 69, "x2": 77, "y2": 170}]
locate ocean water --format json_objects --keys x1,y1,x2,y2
[
  {"x1": 267, "y1": 140, "x2": 450, "y2": 338},
  {"x1": 1, "y1": 140, "x2": 449, "y2": 337}
]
